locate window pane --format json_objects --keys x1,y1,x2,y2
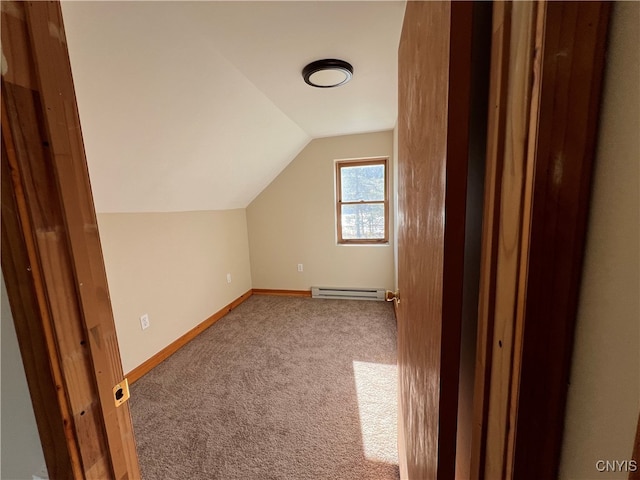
[
  {"x1": 341, "y1": 203, "x2": 385, "y2": 240},
  {"x1": 341, "y1": 164, "x2": 385, "y2": 202}
]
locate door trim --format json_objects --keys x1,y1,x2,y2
[
  {"x1": 472, "y1": 1, "x2": 611, "y2": 478},
  {"x1": 1, "y1": 2, "x2": 141, "y2": 477}
]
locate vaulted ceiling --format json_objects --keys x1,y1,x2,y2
[{"x1": 61, "y1": 1, "x2": 406, "y2": 213}]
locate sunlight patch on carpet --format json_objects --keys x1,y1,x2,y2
[{"x1": 352, "y1": 360, "x2": 398, "y2": 465}]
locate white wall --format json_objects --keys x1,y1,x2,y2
[
  {"x1": 1, "y1": 274, "x2": 47, "y2": 479},
  {"x1": 560, "y1": 2, "x2": 640, "y2": 478},
  {"x1": 247, "y1": 131, "x2": 395, "y2": 291},
  {"x1": 98, "y1": 209, "x2": 252, "y2": 374}
]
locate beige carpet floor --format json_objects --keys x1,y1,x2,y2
[{"x1": 130, "y1": 295, "x2": 399, "y2": 480}]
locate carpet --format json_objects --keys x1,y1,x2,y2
[{"x1": 129, "y1": 295, "x2": 399, "y2": 480}]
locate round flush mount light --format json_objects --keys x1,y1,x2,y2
[{"x1": 302, "y1": 59, "x2": 353, "y2": 88}]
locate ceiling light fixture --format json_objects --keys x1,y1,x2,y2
[{"x1": 302, "y1": 59, "x2": 353, "y2": 88}]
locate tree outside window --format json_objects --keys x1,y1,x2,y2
[{"x1": 336, "y1": 158, "x2": 388, "y2": 244}]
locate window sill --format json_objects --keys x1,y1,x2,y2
[{"x1": 337, "y1": 242, "x2": 390, "y2": 247}]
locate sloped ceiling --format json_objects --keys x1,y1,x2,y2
[{"x1": 61, "y1": 1, "x2": 406, "y2": 213}]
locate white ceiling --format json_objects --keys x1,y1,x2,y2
[{"x1": 61, "y1": 1, "x2": 406, "y2": 213}]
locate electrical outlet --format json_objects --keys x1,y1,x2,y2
[
  {"x1": 297, "y1": 264, "x2": 304, "y2": 272},
  {"x1": 227, "y1": 273, "x2": 232, "y2": 283},
  {"x1": 140, "y1": 313, "x2": 150, "y2": 330}
]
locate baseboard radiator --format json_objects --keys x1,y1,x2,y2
[{"x1": 311, "y1": 286, "x2": 386, "y2": 301}]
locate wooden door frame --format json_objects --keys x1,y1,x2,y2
[
  {"x1": 1, "y1": 2, "x2": 140, "y2": 478},
  {"x1": 471, "y1": 1, "x2": 611, "y2": 479}
]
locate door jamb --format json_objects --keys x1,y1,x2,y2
[
  {"x1": 471, "y1": 1, "x2": 611, "y2": 478},
  {"x1": 1, "y1": 2, "x2": 141, "y2": 478}
]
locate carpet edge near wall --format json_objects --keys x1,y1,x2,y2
[
  {"x1": 127, "y1": 289, "x2": 313, "y2": 384},
  {"x1": 127, "y1": 289, "x2": 253, "y2": 384}
]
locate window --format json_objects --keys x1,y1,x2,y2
[{"x1": 336, "y1": 158, "x2": 388, "y2": 244}]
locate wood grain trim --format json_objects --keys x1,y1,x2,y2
[
  {"x1": 251, "y1": 289, "x2": 312, "y2": 297},
  {"x1": 25, "y1": 2, "x2": 138, "y2": 478},
  {"x1": 470, "y1": 2, "x2": 512, "y2": 479},
  {"x1": 230, "y1": 290, "x2": 253, "y2": 308},
  {"x1": 127, "y1": 290, "x2": 253, "y2": 384},
  {"x1": 473, "y1": 2, "x2": 611, "y2": 479},
  {"x1": 2, "y1": 2, "x2": 136, "y2": 477},
  {"x1": 485, "y1": 3, "x2": 539, "y2": 478},
  {"x1": 440, "y1": 3, "x2": 474, "y2": 479},
  {"x1": 1, "y1": 101, "x2": 81, "y2": 480},
  {"x1": 471, "y1": 2, "x2": 540, "y2": 477},
  {"x1": 506, "y1": 3, "x2": 545, "y2": 476},
  {"x1": 512, "y1": 3, "x2": 611, "y2": 478},
  {"x1": 16, "y1": 3, "x2": 140, "y2": 477}
]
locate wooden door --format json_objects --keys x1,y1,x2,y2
[
  {"x1": 1, "y1": 2, "x2": 141, "y2": 478},
  {"x1": 396, "y1": 2, "x2": 473, "y2": 478}
]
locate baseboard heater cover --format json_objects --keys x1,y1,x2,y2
[{"x1": 311, "y1": 286, "x2": 386, "y2": 301}]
